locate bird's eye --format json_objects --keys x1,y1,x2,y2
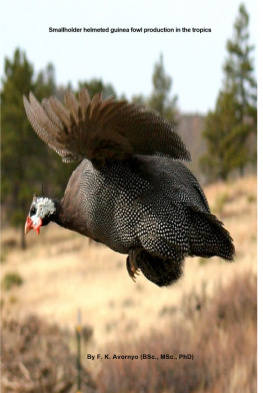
[{"x1": 30, "y1": 206, "x2": 36, "y2": 215}]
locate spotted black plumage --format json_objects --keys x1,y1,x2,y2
[{"x1": 24, "y1": 89, "x2": 235, "y2": 287}]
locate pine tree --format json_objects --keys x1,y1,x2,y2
[
  {"x1": 224, "y1": 3, "x2": 257, "y2": 175},
  {"x1": 148, "y1": 54, "x2": 179, "y2": 126},
  {"x1": 35, "y1": 63, "x2": 56, "y2": 97},
  {"x1": 200, "y1": 90, "x2": 240, "y2": 181},
  {"x1": 200, "y1": 3, "x2": 256, "y2": 181}
]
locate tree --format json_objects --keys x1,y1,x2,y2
[
  {"x1": 224, "y1": 3, "x2": 257, "y2": 175},
  {"x1": 200, "y1": 90, "x2": 240, "y2": 181},
  {"x1": 200, "y1": 3, "x2": 257, "y2": 181},
  {"x1": 224, "y1": 4, "x2": 257, "y2": 108},
  {"x1": 78, "y1": 79, "x2": 116, "y2": 99},
  {"x1": 1, "y1": 50, "x2": 63, "y2": 248},
  {"x1": 35, "y1": 63, "x2": 56, "y2": 98},
  {"x1": 148, "y1": 54, "x2": 179, "y2": 126},
  {"x1": 131, "y1": 94, "x2": 146, "y2": 106},
  {"x1": 132, "y1": 55, "x2": 179, "y2": 125}
]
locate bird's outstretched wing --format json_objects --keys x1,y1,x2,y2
[{"x1": 23, "y1": 89, "x2": 191, "y2": 164}]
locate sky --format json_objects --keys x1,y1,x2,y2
[{"x1": 0, "y1": 0, "x2": 257, "y2": 114}]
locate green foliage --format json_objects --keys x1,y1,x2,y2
[
  {"x1": 200, "y1": 4, "x2": 257, "y2": 181},
  {"x1": 148, "y1": 54, "x2": 179, "y2": 126},
  {"x1": 1, "y1": 50, "x2": 46, "y2": 244},
  {"x1": 1, "y1": 272, "x2": 23, "y2": 290},
  {"x1": 224, "y1": 3, "x2": 257, "y2": 174},
  {"x1": 131, "y1": 94, "x2": 146, "y2": 106},
  {"x1": 34, "y1": 63, "x2": 56, "y2": 97},
  {"x1": 200, "y1": 90, "x2": 240, "y2": 180},
  {"x1": 131, "y1": 54, "x2": 179, "y2": 129},
  {"x1": 224, "y1": 4, "x2": 257, "y2": 104},
  {"x1": 78, "y1": 79, "x2": 116, "y2": 99}
]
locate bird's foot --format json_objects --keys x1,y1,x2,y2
[{"x1": 126, "y1": 249, "x2": 141, "y2": 282}]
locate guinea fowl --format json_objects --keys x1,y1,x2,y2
[{"x1": 24, "y1": 89, "x2": 235, "y2": 287}]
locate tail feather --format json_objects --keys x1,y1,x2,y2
[
  {"x1": 136, "y1": 250, "x2": 183, "y2": 287},
  {"x1": 188, "y1": 207, "x2": 235, "y2": 261}
]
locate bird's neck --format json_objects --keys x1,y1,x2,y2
[
  {"x1": 54, "y1": 199, "x2": 91, "y2": 238},
  {"x1": 51, "y1": 200, "x2": 67, "y2": 228}
]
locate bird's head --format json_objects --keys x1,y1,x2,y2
[{"x1": 25, "y1": 194, "x2": 57, "y2": 235}]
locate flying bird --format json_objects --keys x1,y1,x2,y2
[{"x1": 23, "y1": 89, "x2": 235, "y2": 286}]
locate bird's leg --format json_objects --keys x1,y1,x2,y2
[{"x1": 126, "y1": 249, "x2": 141, "y2": 282}]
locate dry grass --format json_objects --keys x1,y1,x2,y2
[
  {"x1": 97, "y1": 272, "x2": 257, "y2": 393},
  {"x1": 1, "y1": 175, "x2": 257, "y2": 392},
  {"x1": 1, "y1": 315, "x2": 96, "y2": 393}
]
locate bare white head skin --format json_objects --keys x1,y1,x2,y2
[{"x1": 25, "y1": 194, "x2": 57, "y2": 235}]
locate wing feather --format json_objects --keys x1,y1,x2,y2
[
  {"x1": 49, "y1": 96, "x2": 71, "y2": 130},
  {"x1": 24, "y1": 88, "x2": 191, "y2": 164},
  {"x1": 64, "y1": 91, "x2": 79, "y2": 125},
  {"x1": 79, "y1": 89, "x2": 91, "y2": 121}
]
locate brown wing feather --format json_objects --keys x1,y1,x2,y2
[{"x1": 23, "y1": 88, "x2": 191, "y2": 164}]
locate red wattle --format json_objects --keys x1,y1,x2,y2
[{"x1": 33, "y1": 217, "x2": 42, "y2": 235}]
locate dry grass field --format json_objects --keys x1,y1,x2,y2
[{"x1": 1, "y1": 175, "x2": 257, "y2": 392}]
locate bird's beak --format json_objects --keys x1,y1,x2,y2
[
  {"x1": 25, "y1": 216, "x2": 33, "y2": 234},
  {"x1": 25, "y1": 216, "x2": 42, "y2": 235}
]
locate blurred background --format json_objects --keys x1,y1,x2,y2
[{"x1": 1, "y1": 1, "x2": 257, "y2": 392}]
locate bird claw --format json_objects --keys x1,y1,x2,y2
[
  {"x1": 126, "y1": 249, "x2": 141, "y2": 283},
  {"x1": 131, "y1": 269, "x2": 140, "y2": 282}
]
